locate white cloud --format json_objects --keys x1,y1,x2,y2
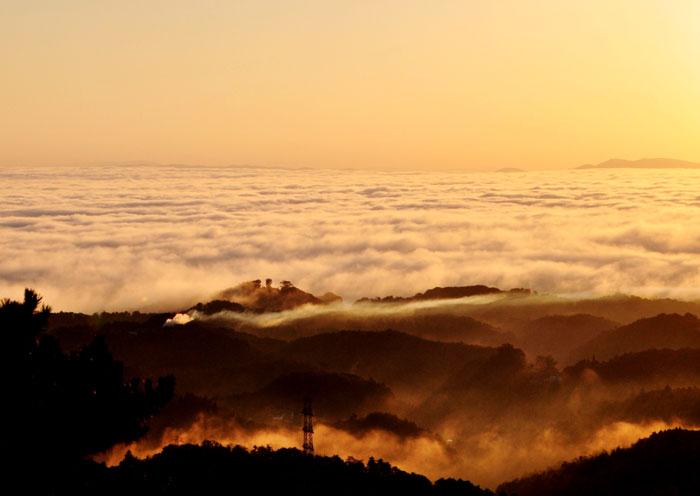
[
  {"x1": 163, "y1": 313, "x2": 194, "y2": 326},
  {"x1": 2, "y1": 166, "x2": 700, "y2": 312}
]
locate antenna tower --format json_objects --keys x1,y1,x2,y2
[{"x1": 302, "y1": 397, "x2": 314, "y2": 454}]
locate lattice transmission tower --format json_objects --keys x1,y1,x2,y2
[{"x1": 302, "y1": 397, "x2": 314, "y2": 454}]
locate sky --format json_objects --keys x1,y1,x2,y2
[{"x1": 2, "y1": 0, "x2": 700, "y2": 171}]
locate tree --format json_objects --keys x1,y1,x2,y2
[{"x1": 2, "y1": 289, "x2": 174, "y2": 466}]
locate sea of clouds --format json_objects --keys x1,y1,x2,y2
[{"x1": 2, "y1": 165, "x2": 700, "y2": 312}]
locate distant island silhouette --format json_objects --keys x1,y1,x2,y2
[{"x1": 577, "y1": 158, "x2": 700, "y2": 169}]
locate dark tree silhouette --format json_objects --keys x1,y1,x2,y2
[
  {"x1": 57, "y1": 442, "x2": 493, "y2": 496},
  {"x1": 497, "y1": 428, "x2": 700, "y2": 496},
  {"x1": 3, "y1": 289, "x2": 174, "y2": 474}
]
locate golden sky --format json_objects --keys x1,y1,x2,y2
[{"x1": 2, "y1": 0, "x2": 699, "y2": 170}]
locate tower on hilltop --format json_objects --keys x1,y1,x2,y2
[{"x1": 302, "y1": 397, "x2": 314, "y2": 455}]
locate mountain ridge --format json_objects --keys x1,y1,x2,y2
[{"x1": 577, "y1": 158, "x2": 700, "y2": 169}]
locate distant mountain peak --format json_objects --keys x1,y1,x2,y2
[
  {"x1": 355, "y1": 285, "x2": 531, "y2": 304},
  {"x1": 577, "y1": 158, "x2": 700, "y2": 169},
  {"x1": 215, "y1": 279, "x2": 342, "y2": 311}
]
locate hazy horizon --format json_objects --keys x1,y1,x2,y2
[
  {"x1": 6, "y1": 156, "x2": 700, "y2": 173},
  {"x1": 3, "y1": 1, "x2": 700, "y2": 171}
]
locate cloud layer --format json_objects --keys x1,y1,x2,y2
[{"x1": 2, "y1": 165, "x2": 700, "y2": 312}]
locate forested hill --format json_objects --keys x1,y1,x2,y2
[
  {"x1": 51, "y1": 443, "x2": 493, "y2": 496},
  {"x1": 497, "y1": 429, "x2": 700, "y2": 496}
]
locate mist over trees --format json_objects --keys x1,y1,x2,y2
[
  {"x1": 10, "y1": 282, "x2": 700, "y2": 493},
  {"x1": 6, "y1": 288, "x2": 500, "y2": 495}
]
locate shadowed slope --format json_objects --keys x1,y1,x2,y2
[
  {"x1": 515, "y1": 313, "x2": 618, "y2": 364},
  {"x1": 572, "y1": 313, "x2": 700, "y2": 362},
  {"x1": 497, "y1": 429, "x2": 700, "y2": 496}
]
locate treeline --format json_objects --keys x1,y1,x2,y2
[
  {"x1": 4, "y1": 289, "x2": 173, "y2": 491},
  {"x1": 497, "y1": 428, "x2": 700, "y2": 496},
  {"x1": 62, "y1": 442, "x2": 492, "y2": 496}
]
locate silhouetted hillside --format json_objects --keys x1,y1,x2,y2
[
  {"x1": 49, "y1": 318, "x2": 294, "y2": 397},
  {"x1": 600, "y1": 387, "x2": 700, "y2": 426},
  {"x1": 282, "y1": 330, "x2": 497, "y2": 397},
  {"x1": 497, "y1": 429, "x2": 700, "y2": 496},
  {"x1": 226, "y1": 308, "x2": 507, "y2": 344},
  {"x1": 189, "y1": 299, "x2": 247, "y2": 315},
  {"x1": 398, "y1": 314, "x2": 505, "y2": 344},
  {"x1": 564, "y1": 348, "x2": 700, "y2": 388},
  {"x1": 515, "y1": 314, "x2": 617, "y2": 364},
  {"x1": 37, "y1": 286, "x2": 700, "y2": 492},
  {"x1": 232, "y1": 371, "x2": 395, "y2": 421},
  {"x1": 48, "y1": 316, "x2": 504, "y2": 414},
  {"x1": 216, "y1": 279, "x2": 341, "y2": 311},
  {"x1": 571, "y1": 313, "x2": 700, "y2": 362},
  {"x1": 356, "y1": 285, "x2": 513, "y2": 304},
  {"x1": 54, "y1": 443, "x2": 492, "y2": 496},
  {"x1": 47, "y1": 310, "x2": 156, "y2": 330},
  {"x1": 467, "y1": 294, "x2": 700, "y2": 329},
  {"x1": 429, "y1": 344, "x2": 559, "y2": 419}
]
